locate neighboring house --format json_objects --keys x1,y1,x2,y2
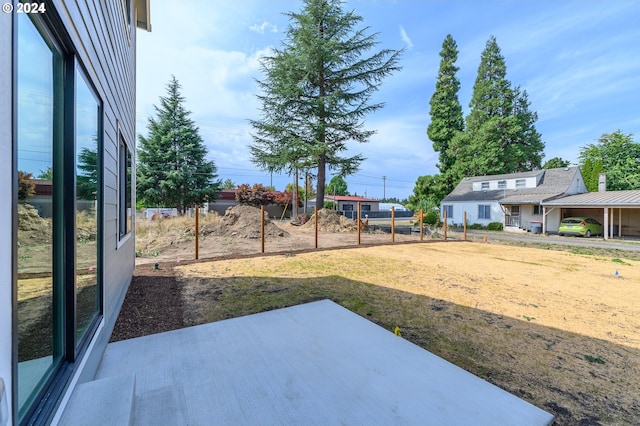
[
  {"x1": 440, "y1": 167, "x2": 587, "y2": 232},
  {"x1": 325, "y1": 195, "x2": 380, "y2": 218},
  {"x1": 1, "y1": 1, "x2": 151, "y2": 424}
]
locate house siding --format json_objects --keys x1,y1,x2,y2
[{"x1": 442, "y1": 202, "x2": 503, "y2": 226}]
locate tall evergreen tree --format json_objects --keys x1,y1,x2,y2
[
  {"x1": 427, "y1": 34, "x2": 463, "y2": 173},
  {"x1": 137, "y1": 76, "x2": 220, "y2": 213},
  {"x1": 250, "y1": 0, "x2": 401, "y2": 210},
  {"x1": 447, "y1": 36, "x2": 543, "y2": 182}
]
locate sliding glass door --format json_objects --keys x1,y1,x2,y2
[{"x1": 16, "y1": 11, "x2": 102, "y2": 423}]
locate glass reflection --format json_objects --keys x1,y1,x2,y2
[
  {"x1": 16, "y1": 13, "x2": 58, "y2": 413},
  {"x1": 75, "y1": 67, "x2": 100, "y2": 343}
]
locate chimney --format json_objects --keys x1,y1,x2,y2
[{"x1": 598, "y1": 173, "x2": 606, "y2": 192}]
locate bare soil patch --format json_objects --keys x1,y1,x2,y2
[{"x1": 135, "y1": 207, "x2": 420, "y2": 264}]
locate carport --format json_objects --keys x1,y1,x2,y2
[{"x1": 541, "y1": 190, "x2": 640, "y2": 239}]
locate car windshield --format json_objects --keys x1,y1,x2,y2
[{"x1": 561, "y1": 219, "x2": 582, "y2": 224}]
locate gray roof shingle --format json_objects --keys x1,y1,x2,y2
[{"x1": 442, "y1": 167, "x2": 581, "y2": 204}]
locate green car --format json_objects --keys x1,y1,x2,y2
[{"x1": 558, "y1": 217, "x2": 603, "y2": 237}]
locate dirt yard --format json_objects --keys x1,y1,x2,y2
[
  {"x1": 134, "y1": 205, "x2": 423, "y2": 264},
  {"x1": 116, "y1": 207, "x2": 640, "y2": 425}
]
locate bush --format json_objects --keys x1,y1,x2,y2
[
  {"x1": 468, "y1": 223, "x2": 484, "y2": 230},
  {"x1": 487, "y1": 222, "x2": 503, "y2": 231},
  {"x1": 423, "y1": 210, "x2": 440, "y2": 225}
]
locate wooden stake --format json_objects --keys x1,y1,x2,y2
[
  {"x1": 261, "y1": 205, "x2": 265, "y2": 253},
  {"x1": 195, "y1": 204, "x2": 199, "y2": 260},
  {"x1": 391, "y1": 206, "x2": 395, "y2": 242},
  {"x1": 463, "y1": 211, "x2": 467, "y2": 241},
  {"x1": 444, "y1": 210, "x2": 447, "y2": 241},
  {"x1": 314, "y1": 206, "x2": 318, "y2": 248},
  {"x1": 357, "y1": 202, "x2": 361, "y2": 245}
]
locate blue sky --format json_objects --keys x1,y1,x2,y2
[{"x1": 136, "y1": 0, "x2": 640, "y2": 200}]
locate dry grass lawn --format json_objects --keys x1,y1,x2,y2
[{"x1": 176, "y1": 241, "x2": 640, "y2": 425}]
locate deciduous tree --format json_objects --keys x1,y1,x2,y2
[
  {"x1": 543, "y1": 157, "x2": 571, "y2": 169},
  {"x1": 326, "y1": 175, "x2": 349, "y2": 196},
  {"x1": 579, "y1": 131, "x2": 640, "y2": 190}
]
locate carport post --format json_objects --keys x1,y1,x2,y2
[
  {"x1": 419, "y1": 209, "x2": 424, "y2": 241},
  {"x1": 603, "y1": 207, "x2": 609, "y2": 240}
]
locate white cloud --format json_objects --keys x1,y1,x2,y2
[
  {"x1": 249, "y1": 21, "x2": 279, "y2": 34},
  {"x1": 399, "y1": 26, "x2": 413, "y2": 50}
]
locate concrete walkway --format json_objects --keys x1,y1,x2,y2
[{"x1": 85, "y1": 300, "x2": 552, "y2": 425}]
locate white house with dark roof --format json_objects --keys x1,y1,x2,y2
[{"x1": 440, "y1": 167, "x2": 587, "y2": 232}]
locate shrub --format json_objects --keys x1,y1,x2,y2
[
  {"x1": 423, "y1": 210, "x2": 440, "y2": 225},
  {"x1": 468, "y1": 223, "x2": 484, "y2": 230},
  {"x1": 487, "y1": 222, "x2": 503, "y2": 231}
]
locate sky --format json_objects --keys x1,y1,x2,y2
[{"x1": 135, "y1": 0, "x2": 640, "y2": 201}]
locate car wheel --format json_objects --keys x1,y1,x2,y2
[{"x1": 585, "y1": 230, "x2": 591, "y2": 238}]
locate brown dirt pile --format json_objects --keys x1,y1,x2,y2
[
  {"x1": 303, "y1": 209, "x2": 357, "y2": 232},
  {"x1": 201, "y1": 204, "x2": 289, "y2": 239},
  {"x1": 18, "y1": 203, "x2": 52, "y2": 244}
]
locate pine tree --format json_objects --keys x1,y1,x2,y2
[
  {"x1": 447, "y1": 36, "x2": 544, "y2": 182},
  {"x1": 427, "y1": 34, "x2": 463, "y2": 173},
  {"x1": 137, "y1": 76, "x2": 219, "y2": 213},
  {"x1": 250, "y1": 0, "x2": 401, "y2": 210}
]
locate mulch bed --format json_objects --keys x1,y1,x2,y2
[{"x1": 110, "y1": 262, "x2": 184, "y2": 342}]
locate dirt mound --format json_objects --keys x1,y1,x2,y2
[
  {"x1": 201, "y1": 205, "x2": 289, "y2": 239},
  {"x1": 18, "y1": 203, "x2": 52, "y2": 244},
  {"x1": 303, "y1": 209, "x2": 357, "y2": 232}
]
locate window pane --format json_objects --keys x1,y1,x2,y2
[
  {"x1": 16, "y1": 13, "x2": 60, "y2": 414},
  {"x1": 75, "y1": 66, "x2": 100, "y2": 343},
  {"x1": 119, "y1": 138, "x2": 132, "y2": 237}
]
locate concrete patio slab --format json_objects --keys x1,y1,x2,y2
[{"x1": 95, "y1": 299, "x2": 553, "y2": 425}]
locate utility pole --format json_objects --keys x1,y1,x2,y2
[{"x1": 382, "y1": 176, "x2": 386, "y2": 201}]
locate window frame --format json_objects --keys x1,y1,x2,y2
[
  {"x1": 478, "y1": 204, "x2": 491, "y2": 220},
  {"x1": 118, "y1": 133, "x2": 133, "y2": 243},
  {"x1": 481, "y1": 182, "x2": 490, "y2": 190},
  {"x1": 533, "y1": 205, "x2": 543, "y2": 215},
  {"x1": 515, "y1": 179, "x2": 526, "y2": 188},
  {"x1": 442, "y1": 204, "x2": 453, "y2": 219},
  {"x1": 498, "y1": 180, "x2": 506, "y2": 189}
]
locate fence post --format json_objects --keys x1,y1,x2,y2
[
  {"x1": 419, "y1": 209, "x2": 423, "y2": 241},
  {"x1": 391, "y1": 206, "x2": 395, "y2": 242},
  {"x1": 463, "y1": 211, "x2": 467, "y2": 241},
  {"x1": 444, "y1": 210, "x2": 447, "y2": 241},
  {"x1": 314, "y1": 206, "x2": 318, "y2": 249},
  {"x1": 195, "y1": 204, "x2": 199, "y2": 260},
  {"x1": 357, "y1": 202, "x2": 361, "y2": 245},
  {"x1": 261, "y1": 205, "x2": 265, "y2": 253}
]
